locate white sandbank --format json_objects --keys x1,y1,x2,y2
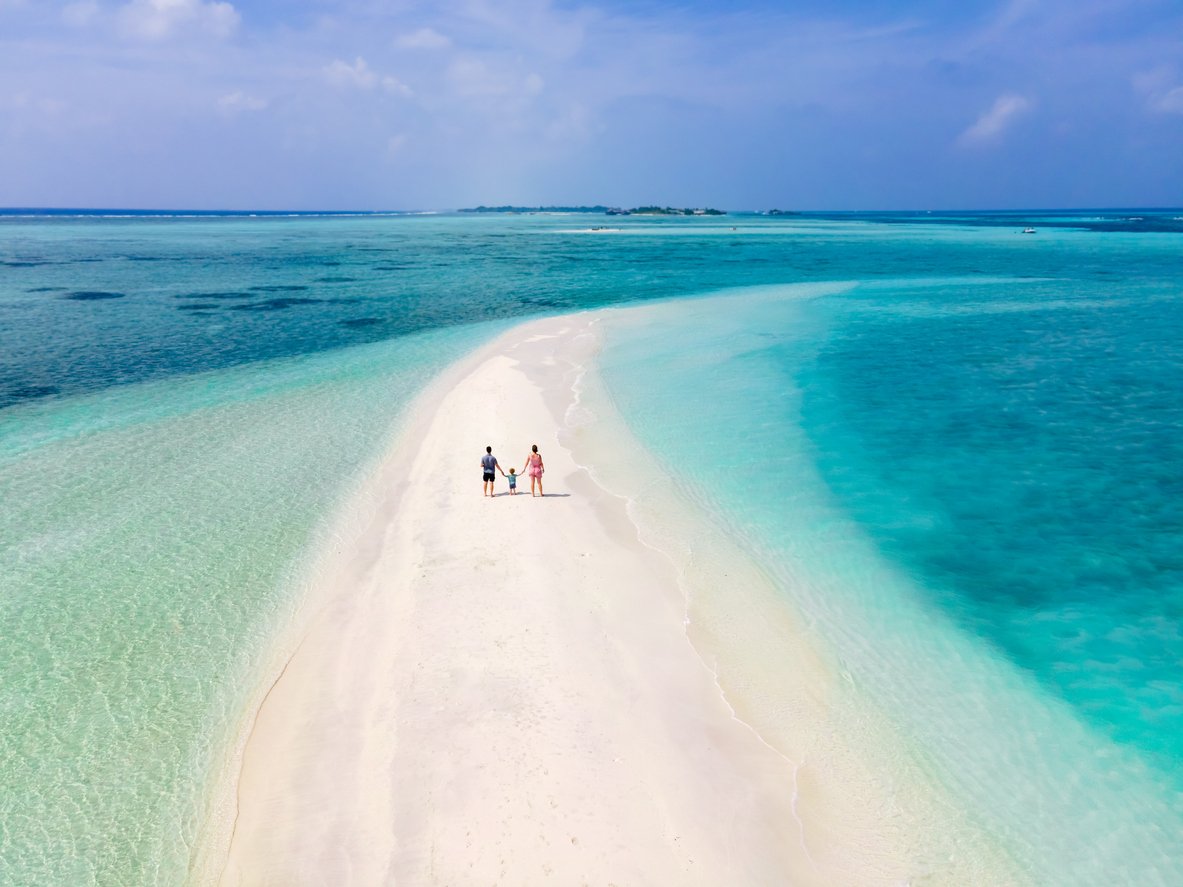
[{"x1": 212, "y1": 314, "x2": 1005, "y2": 886}]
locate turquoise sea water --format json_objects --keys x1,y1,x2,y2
[{"x1": 2, "y1": 210, "x2": 1181, "y2": 883}]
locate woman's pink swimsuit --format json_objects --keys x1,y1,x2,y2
[{"x1": 527, "y1": 454, "x2": 544, "y2": 478}]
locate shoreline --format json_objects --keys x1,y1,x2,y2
[{"x1": 209, "y1": 311, "x2": 997, "y2": 885}]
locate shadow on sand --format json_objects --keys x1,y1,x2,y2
[{"x1": 491, "y1": 492, "x2": 571, "y2": 498}]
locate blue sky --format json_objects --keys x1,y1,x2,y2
[{"x1": 1, "y1": 0, "x2": 1181, "y2": 210}]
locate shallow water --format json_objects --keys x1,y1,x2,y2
[
  {"x1": 0, "y1": 324, "x2": 500, "y2": 885},
  {"x1": 2, "y1": 210, "x2": 1180, "y2": 884},
  {"x1": 593, "y1": 273, "x2": 1183, "y2": 883}
]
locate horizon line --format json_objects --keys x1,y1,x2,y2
[{"x1": 3, "y1": 205, "x2": 1182, "y2": 217}]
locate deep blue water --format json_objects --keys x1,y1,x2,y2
[
  {"x1": 4, "y1": 209, "x2": 1180, "y2": 410},
  {"x1": 799, "y1": 278, "x2": 1183, "y2": 764}
]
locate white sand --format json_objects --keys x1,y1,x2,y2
[{"x1": 213, "y1": 315, "x2": 944, "y2": 886}]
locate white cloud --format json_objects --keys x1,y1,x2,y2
[
  {"x1": 324, "y1": 57, "x2": 379, "y2": 89},
  {"x1": 447, "y1": 57, "x2": 522, "y2": 98},
  {"x1": 959, "y1": 94, "x2": 1033, "y2": 145},
  {"x1": 973, "y1": 0, "x2": 1039, "y2": 46},
  {"x1": 118, "y1": 0, "x2": 240, "y2": 41},
  {"x1": 1153, "y1": 86, "x2": 1183, "y2": 114},
  {"x1": 324, "y1": 58, "x2": 412, "y2": 97},
  {"x1": 217, "y1": 91, "x2": 266, "y2": 113},
  {"x1": 395, "y1": 27, "x2": 451, "y2": 51},
  {"x1": 1135, "y1": 68, "x2": 1183, "y2": 115},
  {"x1": 382, "y1": 76, "x2": 413, "y2": 97},
  {"x1": 62, "y1": 1, "x2": 99, "y2": 27}
]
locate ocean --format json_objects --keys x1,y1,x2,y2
[{"x1": 2, "y1": 210, "x2": 1181, "y2": 884}]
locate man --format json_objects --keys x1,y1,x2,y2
[{"x1": 481, "y1": 445, "x2": 504, "y2": 497}]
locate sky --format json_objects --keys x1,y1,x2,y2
[{"x1": 1, "y1": 0, "x2": 1181, "y2": 210}]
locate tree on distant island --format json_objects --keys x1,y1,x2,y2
[{"x1": 626, "y1": 206, "x2": 726, "y2": 216}]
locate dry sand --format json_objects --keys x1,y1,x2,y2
[{"x1": 214, "y1": 315, "x2": 915, "y2": 886}]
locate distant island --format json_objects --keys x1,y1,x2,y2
[
  {"x1": 460, "y1": 205, "x2": 726, "y2": 216},
  {"x1": 622, "y1": 206, "x2": 726, "y2": 216}
]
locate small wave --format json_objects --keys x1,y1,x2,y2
[
  {"x1": 6, "y1": 384, "x2": 60, "y2": 402},
  {"x1": 231, "y1": 297, "x2": 325, "y2": 311},
  {"x1": 62, "y1": 291, "x2": 125, "y2": 301},
  {"x1": 174, "y1": 291, "x2": 255, "y2": 300}
]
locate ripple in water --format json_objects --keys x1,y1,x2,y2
[
  {"x1": 174, "y1": 292, "x2": 256, "y2": 300},
  {"x1": 231, "y1": 297, "x2": 326, "y2": 311},
  {"x1": 62, "y1": 291, "x2": 125, "y2": 300},
  {"x1": 339, "y1": 317, "x2": 384, "y2": 329}
]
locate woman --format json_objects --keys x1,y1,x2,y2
[{"x1": 521, "y1": 444, "x2": 544, "y2": 497}]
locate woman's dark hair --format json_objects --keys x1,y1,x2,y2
[{"x1": 531, "y1": 444, "x2": 538, "y2": 453}]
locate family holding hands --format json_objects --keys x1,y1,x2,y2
[{"x1": 481, "y1": 445, "x2": 545, "y2": 498}]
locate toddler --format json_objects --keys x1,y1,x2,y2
[{"x1": 507, "y1": 468, "x2": 518, "y2": 494}]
